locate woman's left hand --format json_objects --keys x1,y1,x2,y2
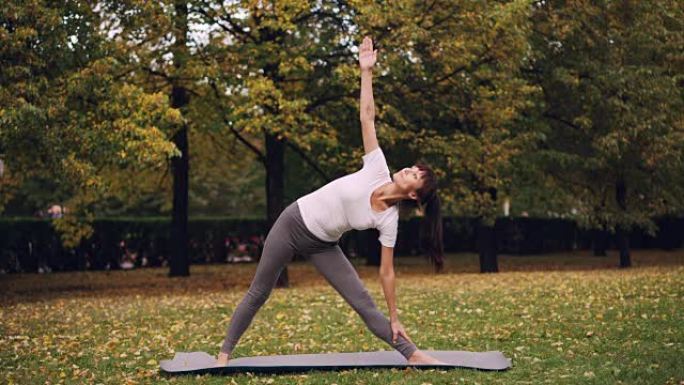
[{"x1": 390, "y1": 319, "x2": 413, "y2": 344}]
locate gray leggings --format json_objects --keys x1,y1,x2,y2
[{"x1": 220, "y1": 201, "x2": 418, "y2": 359}]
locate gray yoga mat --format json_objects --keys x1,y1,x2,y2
[{"x1": 160, "y1": 350, "x2": 512, "y2": 375}]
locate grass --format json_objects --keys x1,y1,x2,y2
[{"x1": 1, "y1": 250, "x2": 683, "y2": 385}]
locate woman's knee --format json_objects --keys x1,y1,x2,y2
[{"x1": 243, "y1": 286, "x2": 271, "y2": 309}]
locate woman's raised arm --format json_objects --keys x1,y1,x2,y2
[{"x1": 359, "y1": 36, "x2": 379, "y2": 155}]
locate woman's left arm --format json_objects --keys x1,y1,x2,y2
[
  {"x1": 379, "y1": 245, "x2": 399, "y2": 322},
  {"x1": 380, "y1": 246, "x2": 413, "y2": 344}
]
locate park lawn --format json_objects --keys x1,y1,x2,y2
[{"x1": 1, "y1": 250, "x2": 683, "y2": 385}]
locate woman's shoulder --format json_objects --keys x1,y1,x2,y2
[
  {"x1": 376, "y1": 205, "x2": 399, "y2": 237},
  {"x1": 362, "y1": 146, "x2": 383, "y2": 165},
  {"x1": 361, "y1": 146, "x2": 390, "y2": 175},
  {"x1": 377, "y1": 205, "x2": 399, "y2": 221}
]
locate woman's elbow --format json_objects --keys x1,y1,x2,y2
[
  {"x1": 379, "y1": 269, "x2": 395, "y2": 280},
  {"x1": 360, "y1": 106, "x2": 375, "y2": 120}
]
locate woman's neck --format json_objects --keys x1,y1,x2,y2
[{"x1": 373, "y1": 182, "x2": 409, "y2": 208}]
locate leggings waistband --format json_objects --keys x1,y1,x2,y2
[{"x1": 285, "y1": 201, "x2": 339, "y2": 247}]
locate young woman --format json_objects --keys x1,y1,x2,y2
[{"x1": 216, "y1": 36, "x2": 446, "y2": 366}]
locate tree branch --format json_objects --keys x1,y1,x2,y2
[
  {"x1": 208, "y1": 81, "x2": 266, "y2": 165},
  {"x1": 282, "y1": 139, "x2": 331, "y2": 183},
  {"x1": 543, "y1": 111, "x2": 582, "y2": 130},
  {"x1": 191, "y1": 5, "x2": 255, "y2": 43},
  {"x1": 304, "y1": 90, "x2": 357, "y2": 113},
  {"x1": 305, "y1": 48, "x2": 495, "y2": 114}
]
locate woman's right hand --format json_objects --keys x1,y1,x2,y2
[
  {"x1": 359, "y1": 36, "x2": 377, "y2": 71},
  {"x1": 390, "y1": 319, "x2": 414, "y2": 344}
]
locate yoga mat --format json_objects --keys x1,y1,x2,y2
[{"x1": 160, "y1": 350, "x2": 512, "y2": 375}]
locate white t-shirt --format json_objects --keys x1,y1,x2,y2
[{"x1": 296, "y1": 146, "x2": 399, "y2": 247}]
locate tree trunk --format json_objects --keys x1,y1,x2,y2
[
  {"x1": 169, "y1": 123, "x2": 190, "y2": 277},
  {"x1": 265, "y1": 132, "x2": 289, "y2": 287},
  {"x1": 616, "y1": 227, "x2": 631, "y2": 268},
  {"x1": 168, "y1": 0, "x2": 190, "y2": 277},
  {"x1": 592, "y1": 229, "x2": 608, "y2": 256},
  {"x1": 477, "y1": 221, "x2": 498, "y2": 273},
  {"x1": 615, "y1": 179, "x2": 631, "y2": 268}
]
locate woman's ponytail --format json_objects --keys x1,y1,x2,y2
[
  {"x1": 414, "y1": 161, "x2": 444, "y2": 273},
  {"x1": 420, "y1": 192, "x2": 444, "y2": 273}
]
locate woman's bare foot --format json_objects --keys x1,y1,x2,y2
[
  {"x1": 407, "y1": 350, "x2": 448, "y2": 365},
  {"x1": 215, "y1": 352, "x2": 230, "y2": 367}
]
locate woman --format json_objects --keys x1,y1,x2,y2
[{"x1": 216, "y1": 36, "x2": 446, "y2": 366}]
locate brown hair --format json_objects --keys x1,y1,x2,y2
[{"x1": 402, "y1": 161, "x2": 444, "y2": 272}]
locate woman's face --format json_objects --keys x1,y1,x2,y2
[{"x1": 392, "y1": 165, "x2": 426, "y2": 199}]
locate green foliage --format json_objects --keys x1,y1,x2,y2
[
  {"x1": 354, "y1": 0, "x2": 541, "y2": 224},
  {"x1": 0, "y1": 1, "x2": 181, "y2": 246},
  {"x1": 192, "y1": 0, "x2": 360, "y2": 172},
  {"x1": 524, "y1": 0, "x2": 684, "y2": 233},
  {"x1": 2, "y1": 0, "x2": 684, "y2": 248}
]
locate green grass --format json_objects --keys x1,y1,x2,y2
[{"x1": 1, "y1": 250, "x2": 683, "y2": 384}]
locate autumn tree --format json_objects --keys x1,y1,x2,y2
[
  {"x1": 0, "y1": 1, "x2": 179, "y2": 246},
  {"x1": 525, "y1": 0, "x2": 684, "y2": 267},
  {"x1": 94, "y1": 1, "x2": 380, "y2": 282},
  {"x1": 96, "y1": 0, "x2": 244, "y2": 277},
  {"x1": 193, "y1": 1, "x2": 370, "y2": 285},
  {"x1": 354, "y1": 0, "x2": 540, "y2": 272}
]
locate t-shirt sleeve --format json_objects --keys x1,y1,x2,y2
[
  {"x1": 362, "y1": 146, "x2": 391, "y2": 180},
  {"x1": 377, "y1": 209, "x2": 399, "y2": 248}
]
